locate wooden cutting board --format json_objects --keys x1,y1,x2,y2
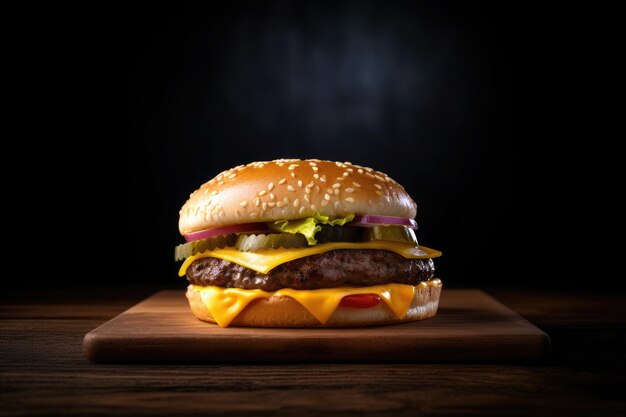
[{"x1": 83, "y1": 290, "x2": 550, "y2": 363}]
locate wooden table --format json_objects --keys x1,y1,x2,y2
[{"x1": 2, "y1": 286, "x2": 625, "y2": 416}]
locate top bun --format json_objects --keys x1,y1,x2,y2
[{"x1": 179, "y1": 159, "x2": 417, "y2": 235}]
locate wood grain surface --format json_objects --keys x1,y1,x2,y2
[
  {"x1": 83, "y1": 290, "x2": 549, "y2": 363},
  {"x1": 2, "y1": 286, "x2": 625, "y2": 416}
]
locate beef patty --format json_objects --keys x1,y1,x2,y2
[{"x1": 186, "y1": 249, "x2": 435, "y2": 291}]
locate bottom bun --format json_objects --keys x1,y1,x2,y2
[{"x1": 186, "y1": 280, "x2": 442, "y2": 328}]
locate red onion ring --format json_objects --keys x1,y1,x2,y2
[
  {"x1": 184, "y1": 222, "x2": 269, "y2": 242},
  {"x1": 350, "y1": 215, "x2": 418, "y2": 229}
]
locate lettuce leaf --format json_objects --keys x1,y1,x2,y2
[{"x1": 269, "y1": 212, "x2": 355, "y2": 245}]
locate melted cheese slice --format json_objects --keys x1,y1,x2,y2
[
  {"x1": 192, "y1": 279, "x2": 442, "y2": 327},
  {"x1": 179, "y1": 241, "x2": 441, "y2": 276},
  {"x1": 198, "y1": 287, "x2": 272, "y2": 328}
]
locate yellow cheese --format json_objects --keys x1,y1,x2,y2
[
  {"x1": 192, "y1": 279, "x2": 442, "y2": 327},
  {"x1": 198, "y1": 287, "x2": 272, "y2": 328},
  {"x1": 179, "y1": 241, "x2": 441, "y2": 276}
]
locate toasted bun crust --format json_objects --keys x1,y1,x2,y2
[
  {"x1": 179, "y1": 159, "x2": 417, "y2": 235},
  {"x1": 186, "y1": 281, "x2": 442, "y2": 328}
]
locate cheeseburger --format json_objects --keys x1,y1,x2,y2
[{"x1": 176, "y1": 159, "x2": 442, "y2": 327}]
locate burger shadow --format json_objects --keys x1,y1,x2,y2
[{"x1": 433, "y1": 307, "x2": 505, "y2": 323}]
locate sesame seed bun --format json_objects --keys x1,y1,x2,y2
[
  {"x1": 179, "y1": 159, "x2": 417, "y2": 235},
  {"x1": 185, "y1": 280, "x2": 442, "y2": 327}
]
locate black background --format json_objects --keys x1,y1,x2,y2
[
  {"x1": 14, "y1": 1, "x2": 618, "y2": 290},
  {"x1": 131, "y1": 0, "x2": 513, "y2": 287}
]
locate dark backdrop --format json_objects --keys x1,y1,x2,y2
[
  {"x1": 16, "y1": 1, "x2": 613, "y2": 290},
  {"x1": 132, "y1": 1, "x2": 513, "y2": 287}
]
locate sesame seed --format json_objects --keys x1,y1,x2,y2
[
  {"x1": 268, "y1": 202, "x2": 276, "y2": 207},
  {"x1": 309, "y1": 162, "x2": 317, "y2": 166},
  {"x1": 346, "y1": 168, "x2": 353, "y2": 172},
  {"x1": 211, "y1": 190, "x2": 218, "y2": 196},
  {"x1": 304, "y1": 194, "x2": 310, "y2": 202},
  {"x1": 228, "y1": 173, "x2": 237, "y2": 179},
  {"x1": 277, "y1": 202, "x2": 284, "y2": 208},
  {"x1": 305, "y1": 188, "x2": 311, "y2": 194},
  {"x1": 288, "y1": 164, "x2": 299, "y2": 170},
  {"x1": 287, "y1": 185, "x2": 296, "y2": 191},
  {"x1": 334, "y1": 189, "x2": 339, "y2": 195},
  {"x1": 366, "y1": 172, "x2": 375, "y2": 178},
  {"x1": 293, "y1": 199, "x2": 300, "y2": 207},
  {"x1": 375, "y1": 190, "x2": 383, "y2": 196},
  {"x1": 321, "y1": 200, "x2": 328, "y2": 207},
  {"x1": 250, "y1": 212, "x2": 258, "y2": 219},
  {"x1": 345, "y1": 188, "x2": 355, "y2": 193},
  {"x1": 353, "y1": 182, "x2": 361, "y2": 187},
  {"x1": 268, "y1": 183, "x2": 274, "y2": 191},
  {"x1": 311, "y1": 204, "x2": 317, "y2": 210},
  {"x1": 308, "y1": 181, "x2": 314, "y2": 187},
  {"x1": 336, "y1": 177, "x2": 344, "y2": 181},
  {"x1": 365, "y1": 167, "x2": 374, "y2": 172},
  {"x1": 332, "y1": 183, "x2": 341, "y2": 188},
  {"x1": 320, "y1": 175, "x2": 327, "y2": 182},
  {"x1": 298, "y1": 180, "x2": 303, "y2": 188},
  {"x1": 324, "y1": 193, "x2": 331, "y2": 200},
  {"x1": 283, "y1": 197, "x2": 289, "y2": 203},
  {"x1": 358, "y1": 169, "x2": 363, "y2": 174},
  {"x1": 326, "y1": 188, "x2": 333, "y2": 194},
  {"x1": 258, "y1": 190, "x2": 267, "y2": 196},
  {"x1": 344, "y1": 161, "x2": 352, "y2": 165},
  {"x1": 313, "y1": 173, "x2": 319, "y2": 179},
  {"x1": 279, "y1": 178, "x2": 287, "y2": 185},
  {"x1": 315, "y1": 185, "x2": 320, "y2": 193},
  {"x1": 343, "y1": 172, "x2": 349, "y2": 177},
  {"x1": 334, "y1": 201, "x2": 341, "y2": 209},
  {"x1": 374, "y1": 184, "x2": 383, "y2": 189},
  {"x1": 270, "y1": 193, "x2": 276, "y2": 200},
  {"x1": 299, "y1": 206, "x2": 306, "y2": 215},
  {"x1": 254, "y1": 198, "x2": 260, "y2": 207},
  {"x1": 335, "y1": 162, "x2": 342, "y2": 167},
  {"x1": 240, "y1": 201, "x2": 248, "y2": 207},
  {"x1": 312, "y1": 166, "x2": 318, "y2": 172},
  {"x1": 375, "y1": 175, "x2": 386, "y2": 182},
  {"x1": 262, "y1": 202, "x2": 267, "y2": 210},
  {"x1": 344, "y1": 197, "x2": 354, "y2": 203},
  {"x1": 218, "y1": 181, "x2": 224, "y2": 185},
  {"x1": 290, "y1": 172, "x2": 296, "y2": 177}
]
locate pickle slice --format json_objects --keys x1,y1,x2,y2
[
  {"x1": 362, "y1": 226, "x2": 418, "y2": 245},
  {"x1": 235, "y1": 233, "x2": 308, "y2": 251},
  {"x1": 315, "y1": 225, "x2": 361, "y2": 244},
  {"x1": 174, "y1": 234, "x2": 237, "y2": 261}
]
